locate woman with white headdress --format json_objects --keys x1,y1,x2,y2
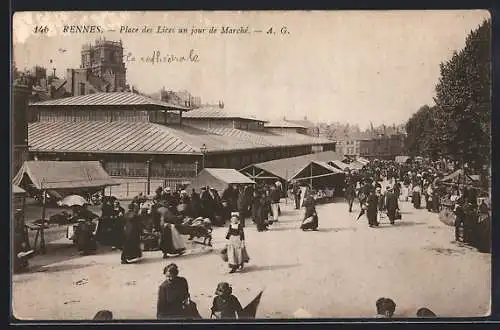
[{"x1": 225, "y1": 212, "x2": 250, "y2": 273}]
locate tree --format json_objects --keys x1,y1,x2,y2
[{"x1": 433, "y1": 19, "x2": 491, "y2": 169}]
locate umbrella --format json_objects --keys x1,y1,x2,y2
[
  {"x1": 59, "y1": 195, "x2": 88, "y2": 207},
  {"x1": 356, "y1": 209, "x2": 365, "y2": 221},
  {"x1": 240, "y1": 290, "x2": 264, "y2": 319}
]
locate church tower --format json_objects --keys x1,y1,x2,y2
[{"x1": 80, "y1": 38, "x2": 127, "y2": 92}]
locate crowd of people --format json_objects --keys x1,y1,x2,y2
[
  {"x1": 19, "y1": 155, "x2": 490, "y2": 319},
  {"x1": 68, "y1": 180, "x2": 302, "y2": 264},
  {"x1": 341, "y1": 158, "x2": 490, "y2": 252}
]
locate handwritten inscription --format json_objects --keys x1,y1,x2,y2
[{"x1": 125, "y1": 50, "x2": 200, "y2": 64}]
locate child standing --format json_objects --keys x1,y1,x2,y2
[
  {"x1": 211, "y1": 282, "x2": 243, "y2": 319},
  {"x1": 225, "y1": 213, "x2": 250, "y2": 273}
]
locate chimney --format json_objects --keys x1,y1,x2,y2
[
  {"x1": 52, "y1": 68, "x2": 56, "y2": 78},
  {"x1": 219, "y1": 100, "x2": 224, "y2": 109},
  {"x1": 304, "y1": 116, "x2": 307, "y2": 121},
  {"x1": 282, "y1": 116, "x2": 286, "y2": 121}
]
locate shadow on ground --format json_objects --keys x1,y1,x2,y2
[
  {"x1": 376, "y1": 221, "x2": 427, "y2": 228},
  {"x1": 242, "y1": 263, "x2": 300, "y2": 273},
  {"x1": 32, "y1": 262, "x2": 95, "y2": 273}
]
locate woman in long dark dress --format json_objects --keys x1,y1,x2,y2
[
  {"x1": 256, "y1": 190, "x2": 269, "y2": 232},
  {"x1": 300, "y1": 193, "x2": 318, "y2": 231},
  {"x1": 76, "y1": 218, "x2": 98, "y2": 255},
  {"x1": 110, "y1": 200, "x2": 125, "y2": 249},
  {"x1": 157, "y1": 263, "x2": 190, "y2": 319},
  {"x1": 121, "y1": 204, "x2": 142, "y2": 264}
]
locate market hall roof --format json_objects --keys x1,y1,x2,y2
[
  {"x1": 29, "y1": 92, "x2": 190, "y2": 111},
  {"x1": 264, "y1": 119, "x2": 307, "y2": 129},
  {"x1": 28, "y1": 121, "x2": 336, "y2": 155},
  {"x1": 182, "y1": 106, "x2": 267, "y2": 122}
]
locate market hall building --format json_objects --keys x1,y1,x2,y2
[{"x1": 27, "y1": 92, "x2": 336, "y2": 187}]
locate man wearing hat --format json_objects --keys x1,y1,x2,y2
[{"x1": 366, "y1": 188, "x2": 379, "y2": 227}]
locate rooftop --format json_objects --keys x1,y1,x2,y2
[
  {"x1": 183, "y1": 106, "x2": 266, "y2": 122},
  {"x1": 29, "y1": 92, "x2": 190, "y2": 111},
  {"x1": 264, "y1": 119, "x2": 307, "y2": 129},
  {"x1": 28, "y1": 121, "x2": 336, "y2": 155}
]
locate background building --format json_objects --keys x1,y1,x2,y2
[
  {"x1": 150, "y1": 88, "x2": 202, "y2": 108},
  {"x1": 12, "y1": 83, "x2": 31, "y2": 175},
  {"x1": 27, "y1": 93, "x2": 336, "y2": 187},
  {"x1": 264, "y1": 118, "x2": 308, "y2": 135},
  {"x1": 65, "y1": 39, "x2": 127, "y2": 96},
  {"x1": 359, "y1": 133, "x2": 406, "y2": 160}
]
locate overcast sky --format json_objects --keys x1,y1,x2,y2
[{"x1": 13, "y1": 11, "x2": 489, "y2": 129}]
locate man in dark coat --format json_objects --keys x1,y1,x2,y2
[
  {"x1": 366, "y1": 189, "x2": 379, "y2": 228},
  {"x1": 344, "y1": 170, "x2": 356, "y2": 213},
  {"x1": 121, "y1": 204, "x2": 142, "y2": 264},
  {"x1": 98, "y1": 198, "x2": 114, "y2": 245},
  {"x1": 209, "y1": 188, "x2": 224, "y2": 226},
  {"x1": 292, "y1": 182, "x2": 301, "y2": 210},
  {"x1": 189, "y1": 188, "x2": 201, "y2": 218},
  {"x1": 237, "y1": 186, "x2": 247, "y2": 228},
  {"x1": 222, "y1": 185, "x2": 238, "y2": 213},
  {"x1": 269, "y1": 184, "x2": 281, "y2": 222}
]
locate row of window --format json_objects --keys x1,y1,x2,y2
[
  {"x1": 37, "y1": 110, "x2": 150, "y2": 122},
  {"x1": 105, "y1": 161, "x2": 197, "y2": 178}
]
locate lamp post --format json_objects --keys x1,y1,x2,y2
[
  {"x1": 201, "y1": 143, "x2": 208, "y2": 169},
  {"x1": 39, "y1": 180, "x2": 47, "y2": 254}
]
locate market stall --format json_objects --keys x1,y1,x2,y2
[
  {"x1": 186, "y1": 168, "x2": 255, "y2": 195},
  {"x1": 291, "y1": 160, "x2": 344, "y2": 202},
  {"x1": 12, "y1": 161, "x2": 118, "y2": 253}
]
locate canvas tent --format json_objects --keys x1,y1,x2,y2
[
  {"x1": 187, "y1": 168, "x2": 255, "y2": 194},
  {"x1": 356, "y1": 157, "x2": 370, "y2": 166},
  {"x1": 395, "y1": 156, "x2": 410, "y2": 164},
  {"x1": 293, "y1": 160, "x2": 344, "y2": 188},
  {"x1": 13, "y1": 161, "x2": 118, "y2": 193},
  {"x1": 329, "y1": 160, "x2": 350, "y2": 171},
  {"x1": 239, "y1": 151, "x2": 343, "y2": 183},
  {"x1": 439, "y1": 169, "x2": 479, "y2": 185}
]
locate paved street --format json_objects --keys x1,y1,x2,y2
[{"x1": 12, "y1": 198, "x2": 490, "y2": 320}]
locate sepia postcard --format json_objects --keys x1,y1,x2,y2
[{"x1": 11, "y1": 10, "x2": 491, "y2": 321}]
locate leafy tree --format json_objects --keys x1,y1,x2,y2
[
  {"x1": 405, "y1": 19, "x2": 491, "y2": 169},
  {"x1": 433, "y1": 19, "x2": 491, "y2": 168}
]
